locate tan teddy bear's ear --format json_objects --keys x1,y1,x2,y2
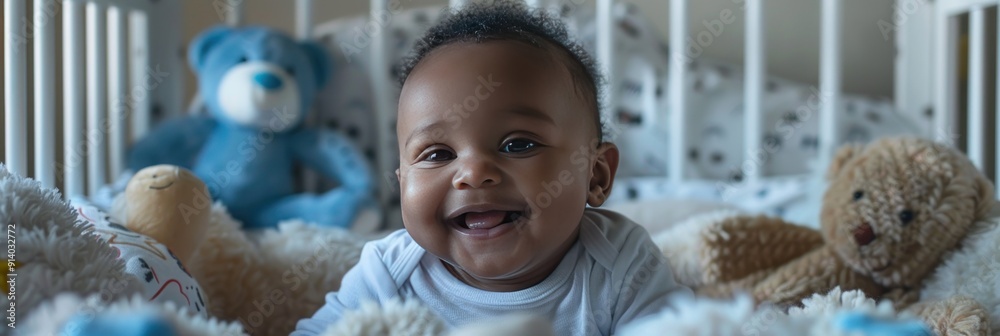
[{"x1": 826, "y1": 143, "x2": 864, "y2": 181}]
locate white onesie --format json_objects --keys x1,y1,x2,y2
[{"x1": 292, "y1": 208, "x2": 692, "y2": 335}]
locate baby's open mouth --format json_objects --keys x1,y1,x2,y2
[{"x1": 451, "y1": 210, "x2": 523, "y2": 231}]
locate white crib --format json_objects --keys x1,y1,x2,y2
[{"x1": 2, "y1": 0, "x2": 998, "y2": 229}]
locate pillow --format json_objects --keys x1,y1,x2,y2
[{"x1": 605, "y1": 198, "x2": 740, "y2": 237}]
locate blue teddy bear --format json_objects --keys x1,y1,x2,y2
[{"x1": 127, "y1": 26, "x2": 374, "y2": 230}]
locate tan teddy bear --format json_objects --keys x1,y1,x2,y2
[{"x1": 694, "y1": 136, "x2": 996, "y2": 335}]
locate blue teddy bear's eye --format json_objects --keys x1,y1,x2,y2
[
  {"x1": 285, "y1": 66, "x2": 295, "y2": 76},
  {"x1": 237, "y1": 56, "x2": 248, "y2": 64}
]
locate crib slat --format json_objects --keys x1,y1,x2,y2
[
  {"x1": 819, "y1": 0, "x2": 841, "y2": 168},
  {"x1": 967, "y1": 7, "x2": 985, "y2": 170},
  {"x1": 129, "y1": 11, "x2": 151, "y2": 142},
  {"x1": 934, "y1": 10, "x2": 958, "y2": 147},
  {"x1": 87, "y1": 2, "x2": 108, "y2": 196},
  {"x1": 296, "y1": 0, "x2": 313, "y2": 39},
  {"x1": 296, "y1": 0, "x2": 318, "y2": 192},
  {"x1": 996, "y1": 3, "x2": 1000, "y2": 194},
  {"x1": 370, "y1": 0, "x2": 394, "y2": 206},
  {"x1": 597, "y1": 0, "x2": 615, "y2": 140},
  {"x1": 225, "y1": 0, "x2": 244, "y2": 26},
  {"x1": 64, "y1": 0, "x2": 86, "y2": 197},
  {"x1": 668, "y1": 0, "x2": 688, "y2": 183},
  {"x1": 33, "y1": 0, "x2": 56, "y2": 188},
  {"x1": 642, "y1": 65, "x2": 657, "y2": 128},
  {"x1": 744, "y1": 0, "x2": 764, "y2": 184},
  {"x1": 893, "y1": 1, "x2": 909, "y2": 127},
  {"x1": 109, "y1": 6, "x2": 128, "y2": 179},
  {"x1": 5, "y1": 0, "x2": 27, "y2": 176}
]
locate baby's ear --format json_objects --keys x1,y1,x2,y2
[{"x1": 587, "y1": 143, "x2": 619, "y2": 207}]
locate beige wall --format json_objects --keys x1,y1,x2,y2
[{"x1": 178, "y1": 0, "x2": 896, "y2": 104}]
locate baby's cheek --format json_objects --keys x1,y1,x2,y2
[
  {"x1": 547, "y1": 167, "x2": 581, "y2": 191},
  {"x1": 400, "y1": 171, "x2": 446, "y2": 215},
  {"x1": 402, "y1": 168, "x2": 446, "y2": 192},
  {"x1": 547, "y1": 170, "x2": 590, "y2": 207}
]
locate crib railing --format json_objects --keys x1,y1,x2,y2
[
  {"x1": 933, "y1": 0, "x2": 1000, "y2": 189},
  {"x1": 3, "y1": 0, "x2": 182, "y2": 199},
  {"x1": 668, "y1": 0, "x2": 999, "y2": 196},
  {"x1": 667, "y1": 0, "x2": 844, "y2": 185}
]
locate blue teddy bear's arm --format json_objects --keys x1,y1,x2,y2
[
  {"x1": 290, "y1": 129, "x2": 375, "y2": 194},
  {"x1": 127, "y1": 115, "x2": 216, "y2": 171}
]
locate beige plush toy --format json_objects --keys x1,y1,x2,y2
[
  {"x1": 117, "y1": 164, "x2": 213, "y2": 265},
  {"x1": 695, "y1": 137, "x2": 996, "y2": 335}
]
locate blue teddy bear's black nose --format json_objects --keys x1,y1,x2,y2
[{"x1": 253, "y1": 72, "x2": 283, "y2": 90}]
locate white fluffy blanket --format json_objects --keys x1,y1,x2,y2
[
  {"x1": 920, "y1": 213, "x2": 1000, "y2": 335},
  {"x1": 0, "y1": 164, "x2": 142, "y2": 325}
]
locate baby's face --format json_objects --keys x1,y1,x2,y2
[{"x1": 397, "y1": 41, "x2": 614, "y2": 290}]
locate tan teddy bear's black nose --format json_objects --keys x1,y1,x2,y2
[{"x1": 852, "y1": 222, "x2": 876, "y2": 246}]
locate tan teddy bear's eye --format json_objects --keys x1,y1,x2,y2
[
  {"x1": 852, "y1": 190, "x2": 864, "y2": 201},
  {"x1": 899, "y1": 210, "x2": 915, "y2": 225}
]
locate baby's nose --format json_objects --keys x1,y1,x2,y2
[{"x1": 452, "y1": 157, "x2": 502, "y2": 189}]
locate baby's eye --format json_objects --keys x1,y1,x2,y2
[
  {"x1": 422, "y1": 149, "x2": 455, "y2": 162},
  {"x1": 500, "y1": 139, "x2": 537, "y2": 154}
]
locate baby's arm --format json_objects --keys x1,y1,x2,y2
[
  {"x1": 291, "y1": 241, "x2": 399, "y2": 336},
  {"x1": 611, "y1": 230, "x2": 695, "y2": 332}
]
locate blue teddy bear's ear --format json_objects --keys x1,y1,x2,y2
[
  {"x1": 188, "y1": 25, "x2": 233, "y2": 73},
  {"x1": 301, "y1": 41, "x2": 332, "y2": 89}
]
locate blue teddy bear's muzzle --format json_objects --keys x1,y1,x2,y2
[{"x1": 253, "y1": 72, "x2": 283, "y2": 90}]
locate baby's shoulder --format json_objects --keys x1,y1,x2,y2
[
  {"x1": 579, "y1": 208, "x2": 662, "y2": 272},
  {"x1": 362, "y1": 229, "x2": 427, "y2": 274},
  {"x1": 580, "y1": 208, "x2": 656, "y2": 251}
]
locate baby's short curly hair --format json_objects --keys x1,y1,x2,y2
[{"x1": 398, "y1": 0, "x2": 606, "y2": 142}]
